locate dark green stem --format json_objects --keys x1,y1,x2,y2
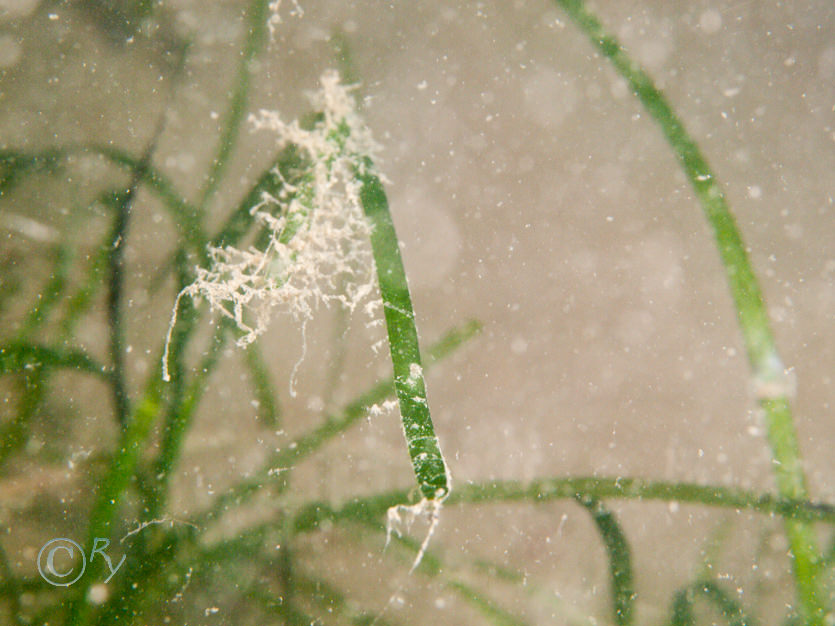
[
  {"x1": 575, "y1": 496, "x2": 634, "y2": 626},
  {"x1": 106, "y1": 186, "x2": 132, "y2": 429}
]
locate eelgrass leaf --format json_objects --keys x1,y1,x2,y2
[
  {"x1": 291, "y1": 478, "x2": 835, "y2": 535},
  {"x1": 551, "y1": 1, "x2": 825, "y2": 621},
  {"x1": 670, "y1": 585, "x2": 696, "y2": 626},
  {"x1": 0, "y1": 149, "x2": 63, "y2": 195},
  {"x1": 0, "y1": 532, "x2": 24, "y2": 625},
  {"x1": 65, "y1": 375, "x2": 165, "y2": 626},
  {"x1": 197, "y1": 0, "x2": 271, "y2": 211},
  {"x1": 242, "y1": 340, "x2": 281, "y2": 426},
  {"x1": 148, "y1": 318, "x2": 232, "y2": 519},
  {"x1": 668, "y1": 580, "x2": 759, "y2": 626},
  {"x1": 575, "y1": 495, "x2": 634, "y2": 626},
  {"x1": 293, "y1": 569, "x2": 398, "y2": 626},
  {"x1": 0, "y1": 368, "x2": 46, "y2": 469},
  {"x1": 358, "y1": 165, "x2": 450, "y2": 501},
  {"x1": 0, "y1": 342, "x2": 107, "y2": 378},
  {"x1": 59, "y1": 243, "x2": 108, "y2": 340},
  {"x1": 197, "y1": 320, "x2": 480, "y2": 526},
  {"x1": 16, "y1": 243, "x2": 71, "y2": 338},
  {"x1": 210, "y1": 144, "x2": 307, "y2": 250},
  {"x1": 352, "y1": 518, "x2": 532, "y2": 626},
  {"x1": 1, "y1": 145, "x2": 204, "y2": 255}
]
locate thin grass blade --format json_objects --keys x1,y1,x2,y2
[
  {"x1": 575, "y1": 495, "x2": 634, "y2": 626},
  {"x1": 357, "y1": 166, "x2": 449, "y2": 501},
  {"x1": 551, "y1": 1, "x2": 825, "y2": 621}
]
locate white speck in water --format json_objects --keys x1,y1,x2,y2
[
  {"x1": 0, "y1": 35, "x2": 22, "y2": 69},
  {"x1": 510, "y1": 336, "x2": 528, "y2": 354},
  {"x1": 87, "y1": 583, "x2": 109, "y2": 605},
  {"x1": 1, "y1": 0, "x2": 39, "y2": 19},
  {"x1": 638, "y1": 39, "x2": 671, "y2": 71},
  {"x1": 416, "y1": 80, "x2": 428, "y2": 90},
  {"x1": 817, "y1": 46, "x2": 835, "y2": 80},
  {"x1": 784, "y1": 223, "x2": 804, "y2": 240},
  {"x1": 522, "y1": 67, "x2": 578, "y2": 128},
  {"x1": 699, "y1": 9, "x2": 723, "y2": 34},
  {"x1": 747, "y1": 185, "x2": 762, "y2": 199}
]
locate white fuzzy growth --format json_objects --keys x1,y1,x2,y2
[
  {"x1": 367, "y1": 399, "x2": 398, "y2": 418},
  {"x1": 752, "y1": 351, "x2": 797, "y2": 400},
  {"x1": 267, "y1": 0, "x2": 304, "y2": 39},
  {"x1": 163, "y1": 71, "x2": 380, "y2": 382},
  {"x1": 384, "y1": 498, "x2": 444, "y2": 574},
  {"x1": 406, "y1": 362, "x2": 423, "y2": 387}
]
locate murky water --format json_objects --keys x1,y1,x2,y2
[{"x1": 1, "y1": 1, "x2": 833, "y2": 624}]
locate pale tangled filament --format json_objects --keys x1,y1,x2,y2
[{"x1": 163, "y1": 71, "x2": 380, "y2": 383}]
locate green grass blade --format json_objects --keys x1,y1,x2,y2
[
  {"x1": 291, "y1": 477, "x2": 835, "y2": 535},
  {"x1": 148, "y1": 320, "x2": 231, "y2": 518},
  {"x1": 93, "y1": 144, "x2": 207, "y2": 259},
  {"x1": 0, "y1": 342, "x2": 107, "y2": 378},
  {"x1": 197, "y1": 0, "x2": 270, "y2": 210},
  {"x1": 354, "y1": 519, "x2": 532, "y2": 626},
  {"x1": 210, "y1": 144, "x2": 306, "y2": 249},
  {"x1": 552, "y1": 1, "x2": 824, "y2": 621},
  {"x1": 358, "y1": 167, "x2": 449, "y2": 501},
  {"x1": 0, "y1": 256, "x2": 22, "y2": 320},
  {"x1": 59, "y1": 243, "x2": 108, "y2": 340},
  {"x1": 0, "y1": 149, "x2": 62, "y2": 195},
  {"x1": 670, "y1": 586, "x2": 696, "y2": 626},
  {"x1": 669, "y1": 581, "x2": 758, "y2": 626},
  {"x1": 16, "y1": 243, "x2": 71, "y2": 338},
  {"x1": 0, "y1": 531, "x2": 25, "y2": 625},
  {"x1": 455, "y1": 476, "x2": 835, "y2": 522},
  {"x1": 196, "y1": 320, "x2": 480, "y2": 525},
  {"x1": 242, "y1": 340, "x2": 280, "y2": 426},
  {"x1": 0, "y1": 370, "x2": 46, "y2": 469},
  {"x1": 102, "y1": 188, "x2": 132, "y2": 428},
  {"x1": 293, "y1": 569, "x2": 398, "y2": 626},
  {"x1": 1, "y1": 144, "x2": 205, "y2": 260},
  {"x1": 575, "y1": 495, "x2": 634, "y2": 626},
  {"x1": 65, "y1": 376, "x2": 165, "y2": 626}
]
